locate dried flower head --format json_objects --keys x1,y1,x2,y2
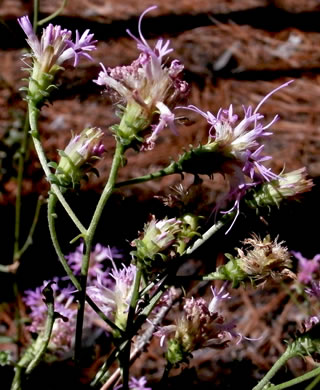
[
  {"x1": 95, "y1": 6, "x2": 188, "y2": 148},
  {"x1": 206, "y1": 235, "x2": 295, "y2": 287},
  {"x1": 236, "y1": 234, "x2": 294, "y2": 283}
]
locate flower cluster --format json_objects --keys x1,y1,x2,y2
[
  {"x1": 95, "y1": 6, "x2": 189, "y2": 148},
  {"x1": 154, "y1": 286, "x2": 237, "y2": 365},
  {"x1": 18, "y1": 15, "x2": 97, "y2": 105}
]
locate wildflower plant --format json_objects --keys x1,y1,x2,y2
[{"x1": 3, "y1": 3, "x2": 319, "y2": 390}]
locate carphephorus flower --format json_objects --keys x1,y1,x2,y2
[
  {"x1": 154, "y1": 286, "x2": 239, "y2": 365},
  {"x1": 205, "y1": 234, "x2": 295, "y2": 287},
  {"x1": 66, "y1": 243, "x2": 122, "y2": 286},
  {"x1": 180, "y1": 81, "x2": 293, "y2": 231},
  {"x1": 291, "y1": 251, "x2": 320, "y2": 284},
  {"x1": 54, "y1": 127, "x2": 105, "y2": 188},
  {"x1": 94, "y1": 6, "x2": 189, "y2": 149},
  {"x1": 86, "y1": 261, "x2": 137, "y2": 334},
  {"x1": 18, "y1": 15, "x2": 97, "y2": 106},
  {"x1": 130, "y1": 213, "x2": 199, "y2": 270}
]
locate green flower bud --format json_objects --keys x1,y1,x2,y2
[{"x1": 54, "y1": 127, "x2": 105, "y2": 188}]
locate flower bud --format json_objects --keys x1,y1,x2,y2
[
  {"x1": 55, "y1": 127, "x2": 104, "y2": 188},
  {"x1": 245, "y1": 168, "x2": 314, "y2": 209}
]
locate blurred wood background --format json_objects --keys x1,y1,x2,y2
[{"x1": 1, "y1": 0, "x2": 320, "y2": 200}]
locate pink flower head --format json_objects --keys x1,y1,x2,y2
[
  {"x1": 18, "y1": 15, "x2": 97, "y2": 73},
  {"x1": 186, "y1": 81, "x2": 293, "y2": 233},
  {"x1": 94, "y1": 6, "x2": 188, "y2": 148},
  {"x1": 292, "y1": 251, "x2": 320, "y2": 284},
  {"x1": 87, "y1": 262, "x2": 137, "y2": 331},
  {"x1": 155, "y1": 285, "x2": 240, "y2": 364}
]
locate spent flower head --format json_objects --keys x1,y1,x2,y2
[
  {"x1": 94, "y1": 6, "x2": 188, "y2": 148},
  {"x1": 55, "y1": 127, "x2": 105, "y2": 188},
  {"x1": 206, "y1": 234, "x2": 295, "y2": 287},
  {"x1": 18, "y1": 15, "x2": 97, "y2": 106}
]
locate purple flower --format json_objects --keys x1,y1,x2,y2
[
  {"x1": 87, "y1": 262, "x2": 137, "y2": 331},
  {"x1": 115, "y1": 377, "x2": 151, "y2": 390},
  {"x1": 305, "y1": 281, "x2": 320, "y2": 298},
  {"x1": 66, "y1": 243, "x2": 122, "y2": 286},
  {"x1": 185, "y1": 81, "x2": 293, "y2": 231},
  {"x1": 128, "y1": 377, "x2": 151, "y2": 390},
  {"x1": 94, "y1": 6, "x2": 188, "y2": 148},
  {"x1": 155, "y1": 285, "x2": 239, "y2": 364},
  {"x1": 292, "y1": 251, "x2": 320, "y2": 284},
  {"x1": 18, "y1": 15, "x2": 97, "y2": 73}
]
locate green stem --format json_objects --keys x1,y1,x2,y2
[
  {"x1": 121, "y1": 267, "x2": 142, "y2": 390},
  {"x1": 33, "y1": 0, "x2": 40, "y2": 32},
  {"x1": 38, "y1": 0, "x2": 68, "y2": 26},
  {"x1": 253, "y1": 349, "x2": 296, "y2": 390},
  {"x1": 28, "y1": 102, "x2": 87, "y2": 235},
  {"x1": 48, "y1": 193, "x2": 82, "y2": 290},
  {"x1": 115, "y1": 161, "x2": 178, "y2": 188},
  {"x1": 48, "y1": 193, "x2": 122, "y2": 333},
  {"x1": 305, "y1": 371, "x2": 320, "y2": 390},
  {"x1": 90, "y1": 277, "x2": 166, "y2": 387},
  {"x1": 268, "y1": 366, "x2": 320, "y2": 390},
  {"x1": 16, "y1": 195, "x2": 44, "y2": 261},
  {"x1": 10, "y1": 284, "x2": 55, "y2": 390},
  {"x1": 13, "y1": 115, "x2": 30, "y2": 263},
  {"x1": 74, "y1": 141, "x2": 125, "y2": 364},
  {"x1": 186, "y1": 211, "x2": 236, "y2": 255}
]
